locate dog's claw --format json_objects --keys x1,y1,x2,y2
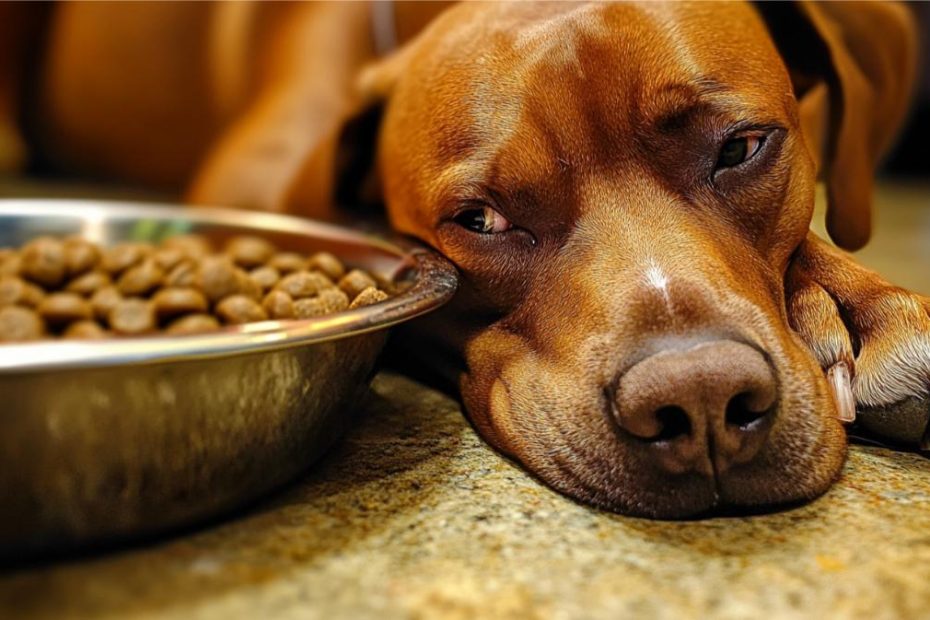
[{"x1": 827, "y1": 362, "x2": 856, "y2": 424}]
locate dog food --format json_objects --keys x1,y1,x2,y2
[{"x1": 0, "y1": 234, "x2": 391, "y2": 342}]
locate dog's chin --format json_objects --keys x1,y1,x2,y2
[
  {"x1": 470, "y1": 376, "x2": 847, "y2": 520},
  {"x1": 504, "y1": 411, "x2": 845, "y2": 519}
]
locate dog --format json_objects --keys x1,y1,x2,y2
[{"x1": 0, "y1": 1, "x2": 921, "y2": 518}]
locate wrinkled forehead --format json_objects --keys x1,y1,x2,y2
[{"x1": 390, "y1": 1, "x2": 792, "y2": 157}]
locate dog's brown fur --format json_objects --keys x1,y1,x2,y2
[{"x1": 0, "y1": 1, "x2": 921, "y2": 517}]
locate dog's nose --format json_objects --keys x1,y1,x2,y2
[{"x1": 613, "y1": 340, "x2": 777, "y2": 476}]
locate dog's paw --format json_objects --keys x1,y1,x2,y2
[{"x1": 786, "y1": 235, "x2": 930, "y2": 447}]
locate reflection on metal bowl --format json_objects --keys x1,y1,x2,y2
[{"x1": 0, "y1": 199, "x2": 458, "y2": 559}]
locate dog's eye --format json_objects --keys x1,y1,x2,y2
[
  {"x1": 716, "y1": 134, "x2": 765, "y2": 169},
  {"x1": 453, "y1": 206, "x2": 512, "y2": 234}
]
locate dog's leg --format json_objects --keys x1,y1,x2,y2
[
  {"x1": 0, "y1": 3, "x2": 47, "y2": 173},
  {"x1": 786, "y1": 233, "x2": 930, "y2": 447},
  {"x1": 187, "y1": 2, "x2": 373, "y2": 217}
]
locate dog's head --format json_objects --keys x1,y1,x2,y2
[{"x1": 306, "y1": 1, "x2": 916, "y2": 517}]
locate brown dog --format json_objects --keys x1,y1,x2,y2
[{"x1": 0, "y1": 1, "x2": 922, "y2": 518}]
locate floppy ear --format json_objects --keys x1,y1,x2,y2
[
  {"x1": 284, "y1": 45, "x2": 416, "y2": 219},
  {"x1": 757, "y1": 1, "x2": 918, "y2": 250}
]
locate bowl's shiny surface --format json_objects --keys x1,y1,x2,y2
[{"x1": 0, "y1": 200, "x2": 458, "y2": 559}]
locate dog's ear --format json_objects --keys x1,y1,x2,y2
[
  {"x1": 285, "y1": 45, "x2": 415, "y2": 219},
  {"x1": 757, "y1": 2, "x2": 918, "y2": 250}
]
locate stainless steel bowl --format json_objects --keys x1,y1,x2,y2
[{"x1": 0, "y1": 199, "x2": 457, "y2": 559}]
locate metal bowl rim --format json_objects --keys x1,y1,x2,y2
[{"x1": 0, "y1": 199, "x2": 458, "y2": 373}]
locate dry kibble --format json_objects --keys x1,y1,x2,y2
[
  {"x1": 197, "y1": 256, "x2": 241, "y2": 303},
  {"x1": 319, "y1": 288, "x2": 350, "y2": 310},
  {"x1": 65, "y1": 270, "x2": 112, "y2": 296},
  {"x1": 274, "y1": 271, "x2": 332, "y2": 299},
  {"x1": 20, "y1": 237, "x2": 66, "y2": 287},
  {"x1": 101, "y1": 242, "x2": 151, "y2": 274},
  {"x1": 225, "y1": 236, "x2": 275, "y2": 268},
  {"x1": 37, "y1": 292, "x2": 94, "y2": 325},
  {"x1": 248, "y1": 265, "x2": 280, "y2": 292},
  {"x1": 90, "y1": 286, "x2": 123, "y2": 321},
  {"x1": 0, "y1": 276, "x2": 45, "y2": 308},
  {"x1": 153, "y1": 246, "x2": 186, "y2": 271},
  {"x1": 235, "y1": 268, "x2": 263, "y2": 301},
  {"x1": 215, "y1": 295, "x2": 268, "y2": 324},
  {"x1": 262, "y1": 290, "x2": 295, "y2": 319},
  {"x1": 338, "y1": 269, "x2": 377, "y2": 299},
  {"x1": 0, "y1": 251, "x2": 21, "y2": 277},
  {"x1": 108, "y1": 298, "x2": 156, "y2": 334},
  {"x1": 162, "y1": 234, "x2": 212, "y2": 259},
  {"x1": 117, "y1": 259, "x2": 165, "y2": 295},
  {"x1": 0, "y1": 306, "x2": 45, "y2": 341},
  {"x1": 152, "y1": 287, "x2": 208, "y2": 319},
  {"x1": 165, "y1": 260, "x2": 197, "y2": 288},
  {"x1": 166, "y1": 313, "x2": 221, "y2": 335},
  {"x1": 63, "y1": 320, "x2": 108, "y2": 340},
  {"x1": 0, "y1": 232, "x2": 388, "y2": 341},
  {"x1": 63, "y1": 237, "x2": 100, "y2": 276},
  {"x1": 294, "y1": 289, "x2": 349, "y2": 318},
  {"x1": 349, "y1": 286, "x2": 389, "y2": 309},
  {"x1": 306, "y1": 252, "x2": 346, "y2": 281},
  {"x1": 269, "y1": 252, "x2": 306, "y2": 274}
]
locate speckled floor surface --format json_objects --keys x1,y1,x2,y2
[
  {"x1": 1, "y1": 180, "x2": 929, "y2": 618},
  {"x1": 1, "y1": 372, "x2": 929, "y2": 620}
]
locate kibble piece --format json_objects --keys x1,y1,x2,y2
[
  {"x1": 101, "y1": 242, "x2": 151, "y2": 274},
  {"x1": 197, "y1": 256, "x2": 241, "y2": 303},
  {"x1": 20, "y1": 237, "x2": 66, "y2": 287},
  {"x1": 65, "y1": 270, "x2": 112, "y2": 296},
  {"x1": 164, "y1": 260, "x2": 197, "y2": 288},
  {"x1": 274, "y1": 271, "x2": 332, "y2": 299},
  {"x1": 63, "y1": 320, "x2": 108, "y2": 340},
  {"x1": 108, "y1": 298, "x2": 156, "y2": 334},
  {"x1": 261, "y1": 290, "x2": 295, "y2": 319},
  {"x1": 319, "y1": 287, "x2": 350, "y2": 310},
  {"x1": 0, "y1": 251, "x2": 21, "y2": 277},
  {"x1": 269, "y1": 252, "x2": 306, "y2": 274},
  {"x1": 117, "y1": 259, "x2": 165, "y2": 296},
  {"x1": 235, "y1": 268, "x2": 263, "y2": 301},
  {"x1": 165, "y1": 313, "x2": 222, "y2": 335},
  {"x1": 248, "y1": 265, "x2": 280, "y2": 292},
  {"x1": 305, "y1": 252, "x2": 346, "y2": 281},
  {"x1": 215, "y1": 295, "x2": 268, "y2": 324},
  {"x1": 63, "y1": 237, "x2": 101, "y2": 276},
  {"x1": 90, "y1": 286, "x2": 123, "y2": 321},
  {"x1": 37, "y1": 292, "x2": 94, "y2": 325},
  {"x1": 152, "y1": 287, "x2": 208, "y2": 319},
  {"x1": 293, "y1": 289, "x2": 350, "y2": 318},
  {"x1": 0, "y1": 276, "x2": 45, "y2": 308},
  {"x1": 162, "y1": 234, "x2": 212, "y2": 260},
  {"x1": 338, "y1": 269, "x2": 377, "y2": 299},
  {"x1": 225, "y1": 236, "x2": 275, "y2": 268},
  {"x1": 0, "y1": 306, "x2": 45, "y2": 341},
  {"x1": 349, "y1": 286, "x2": 389, "y2": 309},
  {"x1": 153, "y1": 246, "x2": 186, "y2": 271}
]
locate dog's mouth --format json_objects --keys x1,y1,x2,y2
[
  {"x1": 603, "y1": 388, "x2": 780, "y2": 512},
  {"x1": 469, "y1": 328, "x2": 848, "y2": 519}
]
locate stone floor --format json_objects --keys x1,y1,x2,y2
[
  {"x1": 0, "y1": 180, "x2": 929, "y2": 618},
  {"x1": 1, "y1": 373, "x2": 929, "y2": 620}
]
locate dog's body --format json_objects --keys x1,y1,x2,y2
[{"x1": 1, "y1": 1, "x2": 924, "y2": 518}]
